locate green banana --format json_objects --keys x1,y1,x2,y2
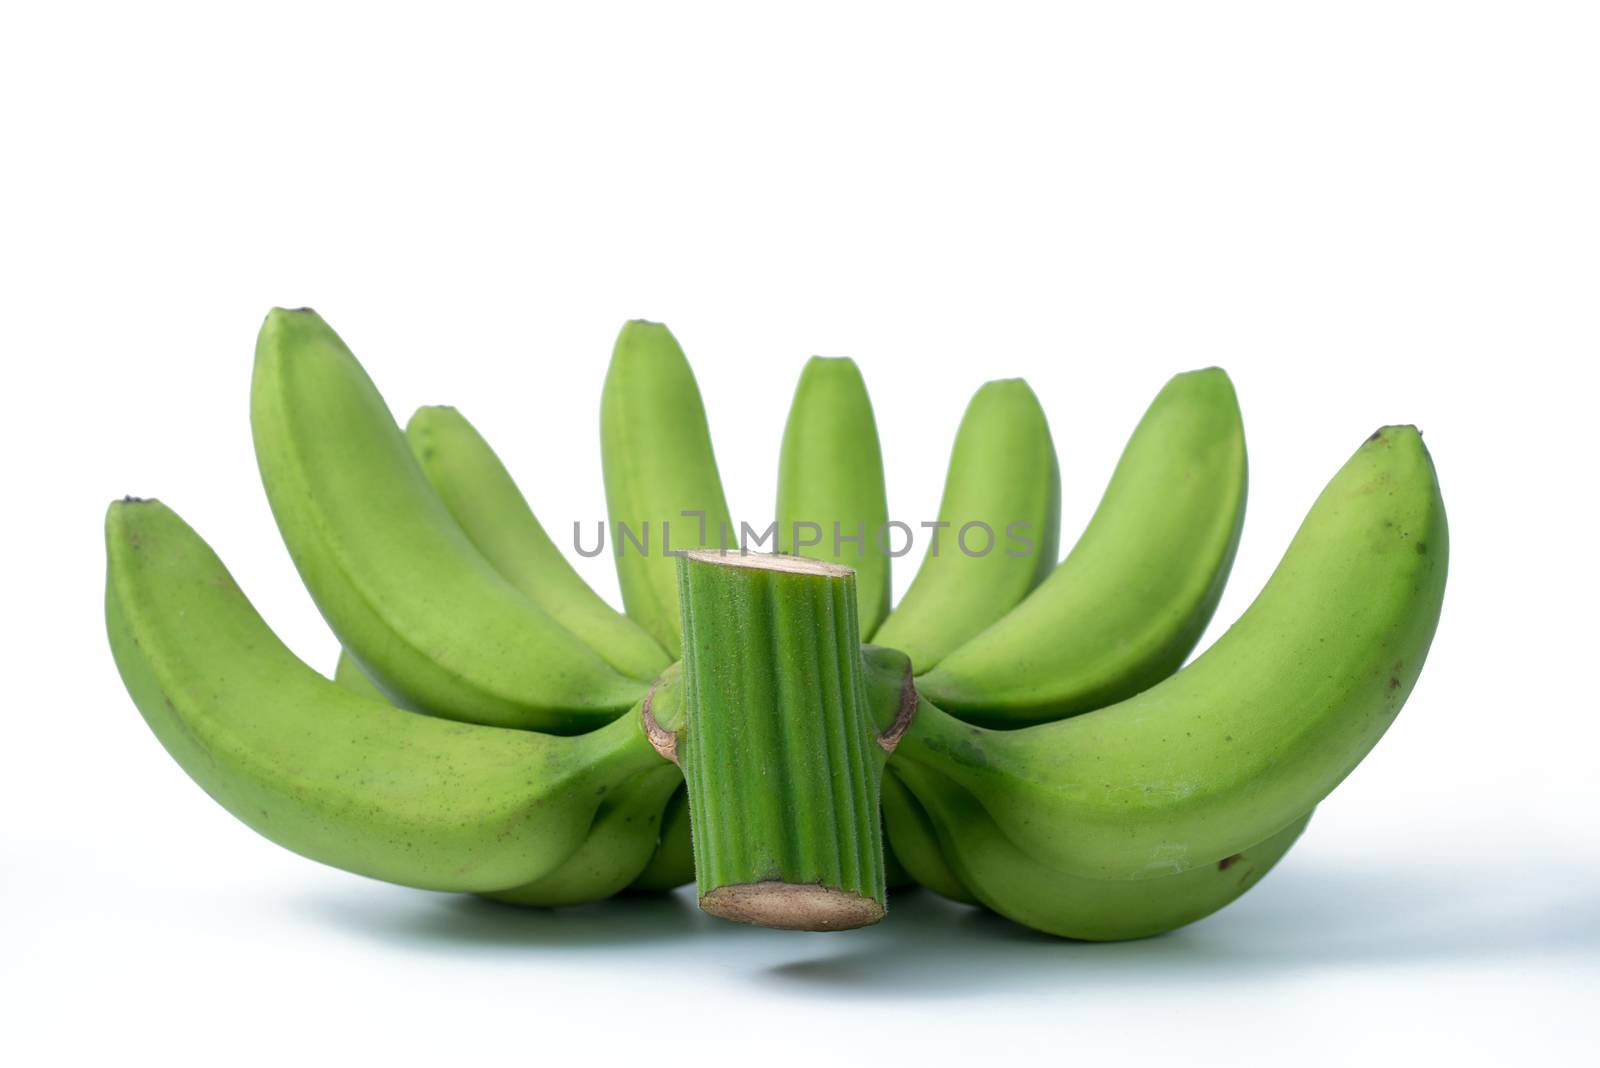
[
  {"x1": 106, "y1": 498, "x2": 670, "y2": 894},
  {"x1": 880, "y1": 770, "x2": 977, "y2": 904},
  {"x1": 627, "y1": 784, "x2": 695, "y2": 893},
  {"x1": 333, "y1": 648, "x2": 387, "y2": 699},
  {"x1": 252, "y1": 307, "x2": 645, "y2": 733},
  {"x1": 485, "y1": 765, "x2": 685, "y2": 907},
  {"x1": 871, "y1": 379, "x2": 1060, "y2": 671},
  {"x1": 111, "y1": 301, "x2": 1452, "y2": 941},
  {"x1": 917, "y1": 368, "x2": 1247, "y2": 726},
  {"x1": 331, "y1": 654, "x2": 693, "y2": 901},
  {"x1": 776, "y1": 356, "x2": 892, "y2": 635},
  {"x1": 891, "y1": 426, "x2": 1447, "y2": 882},
  {"x1": 896, "y1": 749, "x2": 1312, "y2": 940},
  {"x1": 600, "y1": 320, "x2": 734, "y2": 658},
  {"x1": 405, "y1": 404, "x2": 671, "y2": 682},
  {"x1": 334, "y1": 400, "x2": 686, "y2": 898}
]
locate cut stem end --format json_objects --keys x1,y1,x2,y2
[{"x1": 699, "y1": 882, "x2": 886, "y2": 931}]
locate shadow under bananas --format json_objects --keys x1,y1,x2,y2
[
  {"x1": 287, "y1": 854, "x2": 1600, "y2": 997},
  {"x1": 295, "y1": 886, "x2": 720, "y2": 951},
  {"x1": 762, "y1": 865, "x2": 1600, "y2": 997}
]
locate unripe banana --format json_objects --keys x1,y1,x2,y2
[
  {"x1": 106, "y1": 499, "x2": 670, "y2": 894},
  {"x1": 332, "y1": 400, "x2": 687, "y2": 898},
  {"x1": 871, "y1": 379, "x2": 1061, "y2": 671},
  {"x1": 627, "y1": 784, "x2": 695, "y2": 893},
  {"x1": 879, "y1": 770, "x2": 977, "y2": 905},
  {"x1": 600, "y1": 321, "x2": 734, "y2": 658},
  {"x1": 918, "y1": 368, "x2": 1247, "y2": 726},
  {"x1": 776, "y1": 357, "x2": 892, "y2": 635},
  {"x1": 891, "y1": 426, "x2": 1447, "y2": 881},
  {"x1": 331, "y1": 653, "x2": 693, "y2": 901},
  {"x1": 252, "y1": 308, "x2": 645, "y2": 733},
  {"x1": 405, "y1": 404, "x2": 671, "y2": 682},
  {"x1": 896, "y1": 749, "x2": 1312, "y2": 940},
  {"x1": 485, "y1": 765, "x2": 685, "y2": 907}
]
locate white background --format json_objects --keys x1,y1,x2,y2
[{"x1": 3, "y1": 2, "x2": 1596, "y2": 1064}]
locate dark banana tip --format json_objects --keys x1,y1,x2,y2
[
  {"x1": 257, "y1": 307, "x2": 341, "y2": 359},
  {"x1": 405, "y1": 404, "x2": 462, "y2": 433},
  {"x1": 260, "y1": 306, "x2": 322, "y2": 334},
  {"x1": 619, "y1": 318, "x2": 670, "y2": 337},
  {"x1": 1365, "y1": 424, "x2": 1423, "y2": 446},
  {"x1": 106, "y1": 496, "x2": 177, "y2": 553},
  {"x1": 108, "y1": 495, "x2": 161, "y2": 526},
  {"x1": 610, "y1": 319, "x2": 688, "y2": 370},
  {"x1": 614, "y1": 318, "x2": 679, "y2": 347}
]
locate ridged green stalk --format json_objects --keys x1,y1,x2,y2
[{"x1": 671, "y1": 551, "x2": 889, "y2": 930}]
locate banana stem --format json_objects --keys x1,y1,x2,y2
[{"x1": 664, "y1": 550, "x2": 889, "y2": 930}]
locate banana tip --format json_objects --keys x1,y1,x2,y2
[
  {"x1": 263, "y1": 306, "x2": 319, "y2": 327},
  {"x1": 1367, "y1": 424, "x2": 1423, "y2": 444}
]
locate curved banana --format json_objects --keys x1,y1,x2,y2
[
  {"x1": 891, "y1": 426, "x2": 1447, "y2": 881},
  {"x1": 336, "y1": 650, "x2": 693, "y2": 901},
  {"x1": 897, "y1": 751, "x2": 1311, "y2": 940},
  {"x1": 106, "y1": 498, "x2": 669, "y2": 893},
  {"x1": 918, "y1": 368, "x2": 1247, "y2": 727},
  {"x1": 252, "y1": 308, "x2": 645, "y2": 733},
  {"x1": 880, "y1": 770, "x2": 977, "y2": 904},
  {"x1": 627, "y1": 784, "x2": 695, "y2": 893},
  {"x1": 406, "y1": 404, "x2": 670, "y2": 681},
  {"x1": 600, "y1": 320, "x2": 733, "y2": 658},
  {"x1": 332, "y1": 652, "x2": 692, "y2": 902},
  {"x1": 871, "y1": 379, "x2": 1060, "y2": 671},
  {"x1": 485, "y1": 765, "x2": 684, "y2": 907},
  {"x1": 776, "y1": 356, "x2": 892, "y2": 635}
]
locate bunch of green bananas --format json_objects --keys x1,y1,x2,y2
[{"x1": 105, "y1": 307, "x2": 1447, "y2": 939}]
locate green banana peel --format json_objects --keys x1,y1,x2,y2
[
  {"x1": 106, "y1": 308, "x2": 1451, "y2": 943},
  {"x1": 252, "y1": 308, "x2": 645, "y2": 733},
  {"x1": 918, "y1": 367, "x2": 1247, "y2": 727},
  {"x1": 406, "y1": 404, "x2": 671, "y2": 682},
  {"x1": 892, "y1": 426, "x2": 1447, "y2": 883},
  {"x1": 777, "y1": 356, "x2": 893, "y2": 635},
  {"x1": 107, "y1": 498, "x2": 671, "y2": 895},
  {"x1": 600, "y1": 320, "x2": 734, "y2": 658},
  {"x1": 872, "y1": 378, "x2": 1061, "y2": 672}
]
